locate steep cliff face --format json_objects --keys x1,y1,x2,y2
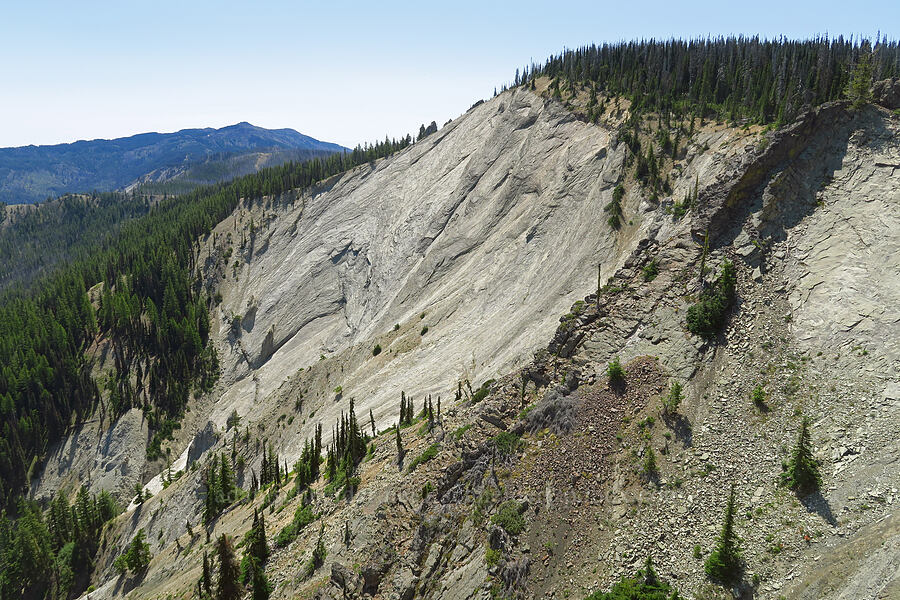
[
  {"x1": 48, "y1": 89, "x2": 898, "y2": 600},
  {"x1": 196, "y1": 89, "x2": 753, "y2": 465}
]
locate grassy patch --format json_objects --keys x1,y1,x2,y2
[{"x1": 407, "y1": 443, "x2": 439, "y2": 473}]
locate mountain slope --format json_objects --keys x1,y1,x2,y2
[
  {"x1": 14, "y1": 70, "x2": 900, "y2": 600},
  {"x1": 0, "y1": 122, "x2": 345, "y2": 204}
]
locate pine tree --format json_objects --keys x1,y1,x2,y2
[
  {"x1": 250, "y1": 557, "x2": 270, "y2": 600},
  {"x1": 782, "y1": 417, "x2": 822, "y2": 494},
  {"x1": 847, "y1": 52, "x2": 874, "y2": 109},
  {"x1": 215, "y1": 534, "x2": 241, "y2": 600},
  {"x1": 202, "y1": 550, "x2": 212, "y2": 597},
  {"x1": 311, "y1": 524, "x2": 326, "y2": 570},
  {"x1": 704, "y1": 485, "x2": 741, "y2": 583},
  {"x1": 249, "y1": 508, "x2": 269, "y2": 564}
]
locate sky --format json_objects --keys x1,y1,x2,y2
[{"x1": 0, "y1": 1, "x2": 895, "y2": 149}]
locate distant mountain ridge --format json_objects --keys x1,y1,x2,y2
[{"x1": 0, "y1": 122, "x2": 346, "y2": 204}]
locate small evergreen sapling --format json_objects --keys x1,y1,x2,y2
[
  {"x1": 661, "y1": 381, "x2": 683, "y2": 416},
  {"x1": 782, "y1": 417, "x2": 822, "y2": 494},
  {"x1": 607, "y1": 356, "x2": 625, "y2": 385}
]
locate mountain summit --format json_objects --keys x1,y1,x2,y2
[{"x1": 0, "y1": 123, "x2": 346, "y2": 204}]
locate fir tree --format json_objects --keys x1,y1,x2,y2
[
  {"x1": 782, "y1": 417, "x2": 822, "y2": 494},
  {"x1": 215, "y1": 534, "x2": 241, "y2": 600},
  {"x1": 704, "y1": 485, "x2": 741, "y2": 583},
  {"x1": 250, "y1": 557, "x2": 270, "y2": 600},
  {"x1": 847, "y1": 52, "x2": 874, "y2": 109},
  {"x1": 202, "y1": 550, "x2": 212, "y2": 597}
]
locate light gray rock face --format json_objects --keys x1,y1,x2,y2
[
  {"x1": 186, "y1": 421, "x2": 219, "y2": 467},
  {"x1": 31, "y1": 408, "x2": 147, "y2": 503},
  {"x1": 784, "y1": 110, "x2": 900, "y2": 372},
  {"x1": 203, "y1": 89, "x2": 634, "y2": 451}
]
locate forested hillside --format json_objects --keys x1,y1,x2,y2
[
  {"x1": 0, "y1": 194, "x2": 154, "y2": 290},
  {"x1": 523, "y1": 36, "x2": 899, "y2": 125},
  {"x1": 0, "y1": 138, "x2": 412, "y2": 600}
]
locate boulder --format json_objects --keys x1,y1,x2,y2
[{"x1": 873, "y1": 78, "x2": 900, "y2": 109}]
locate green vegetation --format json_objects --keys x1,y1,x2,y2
[
  {"x1": 325, "y1": 399, "x2": 369, "y2": 497},
  {"x1": 204, "y1": 452, "x2": 239, "y2": 524},
  {"x1": 399, "y1": 391, "x2": 415, "y2": 426},
  {"x1": 215, "y1": 534, "x2": 242, "y2": 600},
  {"x1": 642, "y1": 446, "x2": 658, "y2": 479},
  {"x1": 531, "y1": 38, "x2": 898, "y2": 127},
  {"x1": 452, "y1": 424, "x2": 473, "y2": 440},
  {"x1": 661, "y1": 381, "x2": 684, "y2": 416},
  {"x1": 491, "y1": 500, "x2": 526, "y2": 535},
  {"x1": 0, "y1": 485, "x2": 119, "y2": 599},
  {"x1": 493, "y1": 431, "x2": 521, "y2": 455},
  {"x1": 485, "y1": 547, "x2": 501, "y2": 567},
  {"x1": 605, "y1": 184, "x2": 625, "y2": 229},
  {"x1": 642, "y1": 259, "x2": 659, "y2": 282},
  {"x1": 607, "y1": 356, "x2": 625, "y2": 384},
  {"x1": 0, "y1": 134, "x2": 411, "y2": 517},
  {"x1": 304, "y1": 524, "x2": 327, "y2": 579},
  {"x1": 407, "y1": 443, "x2": 440, "y2": 473},
  {"x1": 471, "y1": 379, "x2": 494, "y2": 403},
  {"x1": 751, "y1": 385, "x2": 767, "y2": 410},
  {"x1": 275, "y1": 504, "x2": 316, "y2": 548},
  {"x1": 781, "y1": 417, "x2": 822, "y2": 494},
  {"x1": 0, "y1": 193, "x2": 153, "y2": 290},
  {"x1": 704, "y1": 485, "x2": 742, "y2": 584},
  {"x1": 584, "y1": 556, "x2": 679, "y2": 599},
  {"x1": 846, "y1": 52, "x2": 874, "y2": 109},
  {"x1": 686, "y1": 260, "x2": 736, "y2": 339},
  {"x1": 113, "y1": 529, "x2": 152, "y2": 575},
  {"x1": 372, "y1": 344, "x2": 382, "y2": 356}
]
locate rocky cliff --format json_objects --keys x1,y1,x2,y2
[{"x1": 35, "y1": 87, "x2": 898, "y2": 600}]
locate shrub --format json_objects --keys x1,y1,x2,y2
[
  {"x1": 407, "y1": 443, "x2": 439, "y2": 473},
  {"x1": 471, "y1": 380, "x2": 494, "y2": 403},
  {"x1": 642, "y1": 259, "x2": 659, "y2": 282},
  {"x1": 607, "y1": 357, "x2": 625, "y2": 384},
  {"x1": 584, "y1": 556, "x2": 678, "y2": 599},
  {"x1": 494, "y1": 432, "x2": 521, "y2": 455},
  {"x1": 485, "y1": 547, "x2": 501, "y2": 567},
  {"x1": 686, "y1": 260, "x2": 736, "y2": 339},
  {"x1": 491, "y1": 500, "x2": 526, "y2": 535},
  {"x1": 275, "y1": 505, "x2": 315, "y2": 548},
  {"x1": 372, "y1": 344, "x2": 382, "y2": 356},
  {"x1": 750, "y1": 385, "x2": 766, "y2": 409},
  {"x1": 420, "y1": 325, "x2": 429, "y2": 336}
]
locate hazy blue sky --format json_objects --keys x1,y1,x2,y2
[{"x1": 0, "y1": 1, "x2": 894, "y2": 148}]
